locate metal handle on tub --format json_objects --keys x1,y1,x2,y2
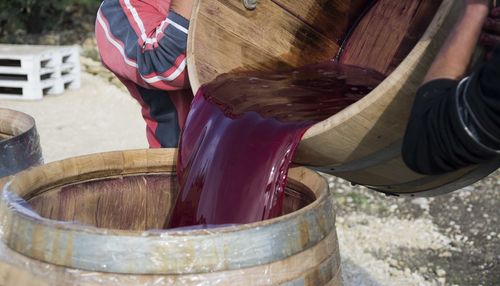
[{"x1": 243, "y1": 0, "x2": 258, "y2": 10}]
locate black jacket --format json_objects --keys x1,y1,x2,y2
[{"x1": 402, "y1": 47, "x2": 500, "y2": 175}]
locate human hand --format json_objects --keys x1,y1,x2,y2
[
  {"x1": 423, "y1": 0, "x2": 493, "y2": 82},
  {"x1": 480, "y1": 7, "x2": 500, "y2": 56},
  {"x1": 465, "y1": 0, "x2": 490, "y2": 6},
  {"x1": 464, "y1": 0, "x2": 491, "y2": 18}
]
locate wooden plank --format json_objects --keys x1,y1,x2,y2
[
  {"x1": 339, "y1": 0, "x2": 443, "y2": 75},
  {"x1": 188, "y1": 0, "x2": 341, "y2": 92},
  {"x1": 28, "y1": 175, "x2": 177, "y2": 231},
  {"x1": 0, "y1": 45, "x2": 80, "y2": 100},
  {"x1": 387, "y1": 1, "x2": 444, "y2": 73},
  {"x1": 271, "y1": 0, "x2": 370, "y2": 43}
]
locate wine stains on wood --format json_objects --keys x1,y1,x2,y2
[
  {"x1": 28, "y1": 175, "x2": 177, "y2": 231},
  {"x1": 25, "y1": 174, "x2": 315, "y2": 231},
  {"x1": 189, "y1": 0, "x2": 375, "y2": 88},
  {"x1": 339, "y1": 0, "x2": 443, "y2": 75},
  {"x1": 271, "y1": 0, "x2": 371, "y2": 43}
]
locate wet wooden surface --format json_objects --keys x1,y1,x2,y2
[
  {"x1": 187, "y1": 0, "x2": 371, "y2": 92},
  {"x1": 339, "y1": 0, "x2": 443, "y2": 75},
  {"x1": 28, "y1": 175, "x2": 178, "y2": 231},
  {"x1": 28, "y1": 174, "x2": 315, "y2": 230},
  {"x1": 271, "y1": 0, "x2": 369, "y2": 43}
]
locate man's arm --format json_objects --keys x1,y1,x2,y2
[
  {"x1": 481, "y1": 7, "x2": 500, "y2": 50},
  {"x1": 95, "y1": 0, "x2": 195, "y2": 91},
  {"x1": 402, "y1": 1, "x2": 500, "y2": 175},
  {"x1": 423, "y1": 2, "x2": 490, "y2": 82}
]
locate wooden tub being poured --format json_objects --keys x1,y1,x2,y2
[
  {"x1": 0, "y1": 149, "x2": 341, "y2": 285},
  {"x1": 187, "y1": 0, "x2": 499, "y2": 196}
]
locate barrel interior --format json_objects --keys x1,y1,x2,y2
[
  {"x1": 285, "y1": 0, "x2": 444, "y2": 74},
  {"x1": 0, "y1": 132, "x2": 12, "y2": 141},
  {"x1": 338, "y1": 0, "x2": 443, "y2": 76},
  {"x1": 26, "y1": 173, "x2": 316, "y2": 231},
  {"x1": 0, "y1": 109, "x2": 34, "y2": 140},
  {"x1": 0, "y1": 127, "x2": 16, "y2": 141},
  {"x1": 189, "y1": 0, "x2": 444, "y2": 91}
]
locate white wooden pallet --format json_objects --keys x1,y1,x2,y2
[{"x1": 0, "y1": 45, "x2": 81, "y2": 100}]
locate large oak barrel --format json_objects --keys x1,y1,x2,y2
[
  {"x1": 187, "y1": 0, "x2": 499, "y2": 196},
  {"x1": 0, "y1": 149, "x2": 341, "y2": 285},
  {"x1": 0, "y1": 108, "x2": 43, "y2": 178}
]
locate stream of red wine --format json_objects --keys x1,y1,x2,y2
[{"x1": 168, "y1": 62, "x2": 384, "y2": 228}]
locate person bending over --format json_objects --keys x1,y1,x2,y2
[
  {"x1": 403, "y1": 1, "x2": 500, "y2": 175},
  {"x1": 95, "y1": 0, "x2": 194, "y2": 148}
]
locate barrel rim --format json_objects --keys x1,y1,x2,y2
[
  {"x1": 0, "y1": 108, "x2": 43, "y2": 178},
  {"x1": 2, "y1": 149, "x2": 329, "y2": 236},
  {"x1": 0, "y1": 149, "x2": 337, "y2": 274},
  {"x1": 0, "y1": 108, "x2": 36, "y2": 138}
]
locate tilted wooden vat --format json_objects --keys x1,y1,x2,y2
[
  {"x1": 0, "y1": 149, "x2": 341, "y2": 285},
  {"x1": 187, "y1": 0, "x2": 499, "y2": 196}
]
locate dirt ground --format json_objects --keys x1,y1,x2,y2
[
  {"x1": 1, "y1": 68, "x2": 498, "y2": 286},
  {"x1": 332, "y1": 173, "x2": 499, "y2": 286},
  {"x1": 1, "y1": 72, "x2": 148, "y2": 162}
]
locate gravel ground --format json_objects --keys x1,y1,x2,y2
[
  {"x1": 331, "y1": 173, "x2": 499, "y2": 286},
  {"x1": 1, "y1": 62, "x2": 498, "y2": 285}
]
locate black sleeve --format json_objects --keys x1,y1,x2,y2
[{"x1": 402, "y1": 47, "x2": 500, "y2": 175}]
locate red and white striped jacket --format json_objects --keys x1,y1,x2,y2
[{"x1": 95, "y1": 0, "x2": 193, "y2": 148}]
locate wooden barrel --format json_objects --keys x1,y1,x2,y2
[
  {"x1": 0, "y1": 108, "x2": 43, "y2": 178},
  {"x1": 0, "y1": 149, "x2": 342, "y2": 285},
  {"x1": 187, "y1": 0, "x2": 499, "y2": 196}
]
